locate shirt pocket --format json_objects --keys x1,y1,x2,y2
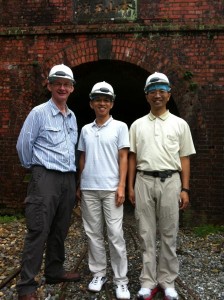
[
  {"x1": 44, "y1": 126, "x2": 65, "y2": 146},
  {"x1": 165, "y1": 134, "x2": 179, "y2": 153},
  {"x1": 67, "y1": 126, "x2": 78, "y2": 145}
]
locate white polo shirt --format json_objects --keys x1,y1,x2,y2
[
  {"x1": 78, "y1": 117, "x2": 130, "y2": 190},
  {"x1": 129, "y1": 110, "x2": 196, "y2": 171}
]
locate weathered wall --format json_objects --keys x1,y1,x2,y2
[{"x1": 0, "y1": 0, "x2": 223, "y2": 224}]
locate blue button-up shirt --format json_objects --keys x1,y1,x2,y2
[{"x1": 16, "y1": 99, "x2": 78, "y2": 172}]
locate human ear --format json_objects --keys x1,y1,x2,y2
[{"x1": 47, "y1": 83, "x2": 52, "y2": 92}]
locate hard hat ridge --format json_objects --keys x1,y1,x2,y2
[
  {"x1": 48, "y1": 64, "x2": 75, "y2": 83},
  {"x1": 89, "y1": 81, "x2": 116, "y2": 101}
]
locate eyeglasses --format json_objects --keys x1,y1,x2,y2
[{"x1": 51, "y1": 82, "x2": 73, "y2": 88}]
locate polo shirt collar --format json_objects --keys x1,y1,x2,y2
[
  {"x1": 92, "y1": 116, "x2": 113, "y2": 127},
  {"x1": 148, "y1": 110, "x2": 170, "y2": 121}
]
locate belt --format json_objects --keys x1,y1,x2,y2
[
  {"x1": 32, "y1": 165, "x2": 76, "y2": 174},
  {"x1": 137, "y1": 170, "x2": 179, "y2": 182}
]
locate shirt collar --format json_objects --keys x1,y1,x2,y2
[
  {"x1": 148, "y1": 110, "x2": 169, "y2": 121},
  {"x1": 49, "y1": 99, "x2": 71, "y2": 117},
  {"x1": 92, "y1": 116, "x2": 113, "y2": 128}
]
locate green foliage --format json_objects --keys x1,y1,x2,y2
[
  {"x1": 32, "y1": 61, "x2": 39, "y2": 67},
  {"x1": 23, "y1": 173, "x2": 32, "y2": 183},
  {"x1": 189, "y1": 82, "x2": 198, "y2": 91},
  {"x1": 183, "y1": 71, "x2": 193, "y2": 80},
  {"x1": 183, "y1": 71, "x2": 198, "y2": 91},
  {"x1": 193, "y1": 224, "x2": 224, "y2": 237},
  {"x1": 0, "y1": 214, "x2": 24, "y2": 223}
]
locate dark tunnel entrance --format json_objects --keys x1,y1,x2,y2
[{"x1": 67, "y1": 60, "x2": 179, "y2": 131}]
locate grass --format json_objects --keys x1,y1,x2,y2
[
  {"x1": 193, "y1": 224, "x2": 224, "y2": 237},
  {"x1": 0, "y1": 214, "x2": 24, "y2": 224}
]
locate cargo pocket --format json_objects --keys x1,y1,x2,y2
[{"x1": 24, "y1": 196, "x2": 44, "y2": 232}]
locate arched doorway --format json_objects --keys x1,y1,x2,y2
[{"x1": 67, "y1": 60, "x2": 179, "y2": 130}]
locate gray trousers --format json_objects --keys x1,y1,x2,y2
[
  {"x1": 135, "y1": 172, "x2": 181, "y2": 289},
  {"x1": 17, "y1": 166, "x2": 76, "y2": 296}
]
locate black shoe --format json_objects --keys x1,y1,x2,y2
[{"x1": 45, "y1": 271, "x2": 81, "y2": 284}]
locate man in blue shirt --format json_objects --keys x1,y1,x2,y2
[{"x1": 16, "y1": 64, "x2": 80, "y2": 300}]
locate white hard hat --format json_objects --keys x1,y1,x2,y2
[
  {"x1": 144, "y1": 72, "x2": 170, "y2": 93},
  {"x1": 89, "y1": 81, "x2": 116, "y2": 101},
  {"x1": 48, "y1": 64, "x2": 75, "y2": 83}
]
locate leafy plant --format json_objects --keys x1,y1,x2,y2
[
  {"x1": 189, "y1": 82, "x2": 198, "y2": 91},
  {"x1": 193, "y1": 224, "x2": 224, "y2": 237},
  {"x1": 0, "y1": 214, "x2": 24, "y2": 223},
  {"x1": 183, "y1": 71, "x2": 193, "y2": 80}
]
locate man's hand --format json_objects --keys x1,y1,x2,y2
[
  {"x1": 115, "y1": 186, "x2": 125, "y2": 207},
  {"x1": 76, "y1": 186, "x2": 81, "y2": 202},
  {"x1": 128, "y1": 188, "x2": 135, "y2": 207},
  {"x1": 179, "y1": 191, "x2": 189, "y2": 210}
]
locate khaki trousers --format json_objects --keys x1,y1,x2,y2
[
  {"x1": 135, "y1": 172, "x2": 181, "y2": 289},
  {"x1": 81, "y1": 190, "x2": 128, "y2": 285}
]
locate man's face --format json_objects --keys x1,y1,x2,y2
[
  {"x1": 90, "y1": 95, "x2": 114, "y2": 117},
  {"x1": 146, "y1": 89, "x2": 171, "y2": 112},
  {"x1": 47, "y1": 78, "x2": 74, "y2": 105}
]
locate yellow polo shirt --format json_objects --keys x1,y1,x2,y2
[{"x1": 129, "y1": 110, "x2": 196, "y2": 171}]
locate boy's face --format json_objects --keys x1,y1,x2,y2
[{"x1": 90, "y1": 95, "x2": 114, "y2": 117}]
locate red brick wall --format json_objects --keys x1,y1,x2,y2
[{"x1": 0, "y1": 0, "x2": 224, "y2": 224}]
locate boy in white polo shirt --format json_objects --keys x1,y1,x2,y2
[{"x1": 77, "y1": 81, "x2": 130, "y2": 299}]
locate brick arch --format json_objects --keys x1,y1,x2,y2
[{"x1": 41, "y1": 37, "x2": 198, "y2": 127}]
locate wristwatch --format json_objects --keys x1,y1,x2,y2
[{"x1": 181, "y1": 188, "x2": 190, "y2": 194}]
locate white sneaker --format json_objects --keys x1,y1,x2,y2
[
  {"x1": 137, "y1": 287, "x2": 159, "y2": 299},
  {"x1": 88, "y1": 276, "x2": 107, "y2": 292},
  {"x1": 115, "y1": 284, "x2": 130, "y2": 299},
  {"x1": 164, "y1": 287, "x2": 179, "y2": 300}
]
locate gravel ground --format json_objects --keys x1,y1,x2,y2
[{"x1": 0, "y1": 203, "x2": 224, "y2": 300}]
